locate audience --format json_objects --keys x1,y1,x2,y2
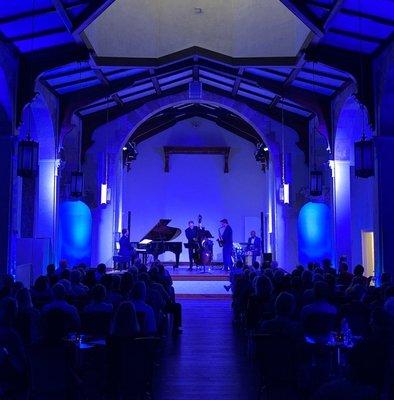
[
  {"x1": 2, "y1": 254, "x2": 394, "y2": 399},
  {"x1": 83, "y1": 284, "x2": 113, "y2": 314},
  {"x1": 42, "y1": 283, "x2": 80, "y2": 333}
]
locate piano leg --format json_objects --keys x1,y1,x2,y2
[{"x1": 174, "y1": 252, "x2": 180, "y2": 269}]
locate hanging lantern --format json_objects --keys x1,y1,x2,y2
[
  {"x1": 310, "y1": 170, "x2": 323, "y2": 196},
  {"x1": 354, "y1": 139, "x2": 374, "y2": 178},
  {"x1": 70, "y1": 171, "x2": 84, "y2": 198},
  {"x1": 17, "y1": 139, "x2": 39, "y2": 178}
]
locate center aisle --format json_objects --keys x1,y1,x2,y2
[{"x1": 153, "y1": 299, "x2": 259, "y2": 400}]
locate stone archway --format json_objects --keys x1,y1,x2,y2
[{"x1": 85, "y1": 89, "x2": 286, "y2": 266}]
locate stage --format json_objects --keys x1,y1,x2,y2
[{"x1": 167, "y1": 266, "x2": 231, "y2": 299}]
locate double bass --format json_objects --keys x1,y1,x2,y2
[{"x1": 196, "y1": 215, "x2": 214, "y2": 266}]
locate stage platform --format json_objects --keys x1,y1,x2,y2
[
  {"x1": 109, "y1": 265, "x2": 232, "y2": 299},
  {"x1": 166, "y1": 266, "x2": 231, "y2": 299}
]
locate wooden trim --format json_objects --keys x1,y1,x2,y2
[{"x1": 163, "y1": 146, "x2": 230, "y2": 173}]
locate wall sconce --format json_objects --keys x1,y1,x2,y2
[
  {"x1": 70, "y1": 171, "x2": 84, "y2": 198},
  {"x1": 354, "y1": 139, "x2": 374, "y2": 178},
  {"x1": 310, "y1": 170, "x2": 323, "y2": 196},
  {"x1": 17, "y1": 139, "x2": 39, "y2": 178},
  {"x1": 280, "y1": 183, "x2": 290, "y2": 204}
]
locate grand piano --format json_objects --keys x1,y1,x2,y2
[{"x1": 136, "y1": 219, "x2": 182, "y2": 268}]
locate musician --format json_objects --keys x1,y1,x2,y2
[
  {"x1": 185, "y1": 221, "x2": 199, "y2": 271},
  {"x1": 219, "y1": 218, "x2": 233, "y2": 271},
  {"x1": 118, "y1": 228, "x2": 134, "y2": 267},
  {"x1": 246, "y1": 230, "x2": 262, "y2": 263}
]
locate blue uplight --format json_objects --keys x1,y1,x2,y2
[
  {"x1": 59, "y1": 200, "x2": 92, "y2": 266},
  {"x1": 298, "y1": 202, "x2": 332, "y2": 265}
]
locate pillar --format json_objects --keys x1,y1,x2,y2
[{"x1": 330, "y1": 160, "x2": 352, "y2": 267}]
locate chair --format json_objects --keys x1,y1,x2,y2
[
  {"x1": 253, "y1": 333, "x2": 301, "y2": 399},
  {"x1": 303, "y1": 312, "x2": 336, "y2": 339},
  {"x1": 80, "y1": 311, "x2": 112, "y2": 336},
  {"x1": 106, "y1": 336, "x2": 160, "y2": 399},
  {"x1": 27, "y1": 343, "x2": 81, "y2": 400},
  {"x1": 136, "y1": 311, "x2": 147, "y2": 335}
]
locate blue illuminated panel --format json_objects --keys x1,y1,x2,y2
[
  {"x1": 298, "y1": 202, "x2": 332, "y2": 265},
  {"x1": 59, "y1": 201, "x2": 92, "y2": 266}
]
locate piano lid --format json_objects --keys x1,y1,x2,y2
[{"x1": 140, "y1": 219, "x2": 182, "y2": 242}]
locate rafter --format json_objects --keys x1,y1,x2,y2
[
  {"x1": 73, "y1": 0, "x2": 117, "y2": 34},
  {"x1": 150, "y1": 68, "x2": 162, "y2": 95},
  {"x1": 52, "y1": 0, "x2": 74, "y2": 33},
  {"x1": 279, "y1": 0, "x2": 323, "y2": 36},
  {"x1": 232, "y1": 67, "x2": 244, "y2": 96}
]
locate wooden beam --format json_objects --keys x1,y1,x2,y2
[
  {"x1": 149, "y1": 68, "x2": 162, "y2": 95},
  {"x1": 279, "y1": 0, "x2": 323, "y2": 36},
  {"x1": 52, "y1": 0, "x2": 74, "y2": 32},
  {"x1": 73, "y1": 0, "x2": 117, "y2": 34},
  {"x1": 328, "y1": 27, "x2": 384, "y2": 44},
  {"x1": 322, "y1": 0, "x2": 345, "y2": 30},
  {"x1": 111, "y1": 93, "x2": 124, "y2": 107},
  {"x1": 8, "y1": 27, "x2": 66, "y2": 42},
  {"x1": 232, "y1": 67, "x2": 244, "y2": 96},
  {"x1": 340, "y1": 8, "x2": 394, "y2": 27},
  {"x1": 0, "y1": 0, "x2": 85, "y2": 23}
]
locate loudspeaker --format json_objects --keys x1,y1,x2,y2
[{"x1": 263, "y1": 253, "x2": 272, "y2": 262}]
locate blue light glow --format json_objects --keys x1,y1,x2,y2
[
  {"x1": 59, "y1": 201, "x2": 92, "y2": 266},
  {"x1": 298, "y1": 202, "x2": 332, "y2": 265}
]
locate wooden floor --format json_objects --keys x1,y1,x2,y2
[{"x1": 153, "y1": 299, "x2": 259, "y2": 400}]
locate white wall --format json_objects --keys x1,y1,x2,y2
[
  {"x1": 122, "y1": 118, "x2": 269, "y2": 262},
  {"x1": 86, "y1": 0, "x2": 309, "y2": 58}
]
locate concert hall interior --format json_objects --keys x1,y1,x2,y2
[{"x1": 1, "y1": 1, "x2": 394, "y2": 399}]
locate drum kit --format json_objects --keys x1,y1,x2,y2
[{"x1": 232, "y1": 242, "x2": 254, "y2": 266}]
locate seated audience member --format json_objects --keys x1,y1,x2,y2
[
  {"x1": 58, "y1": 268, "x2": 72, "y2": 294},
  {"x1": 340, "y1": 284, "x2": 369, "y2": 336},
  {"x1": 15, "y1": 288, "x2": 41, "y2": 345},
  {"x1": 110, "y1": 301, "x2": 140, "y2": 337},
  {"x1": 337, "y1": 262, "x2": 354, "y2": 287},
  {"x1": 83, "y1": 269, "x2": 97, "y2": 289},
  {"x1": 46, "y1": 263, "x2": 58, "y2": 286},
  {"x1": 258, "y1": 292, "x2": 303, "y2": 342},
  {"x1": 84, "y1": 284, "x2": 113, "y2": 314},
  {"x1": 353, "y1": 264, "x2": 369, "y2": 287},
  {"x1": 0, "y1": 274, "x2": 15, "y2": 299},
  {"x1": 105, "y1": 274, "x2": 123, "y2": 310},
  {"x1": 33, "y1": 308, "x2": 81, "y2": 399},
  {"x1": 130, "y1": 281, "x2": 157, "y2": 335},
  {"x1": 311, "y1": 341, "x2": 383, "y2": 400},
  {"x1": 301, "y1": 281, "x2": 337, "y2": 341},
  {"x1": 0, "y1": 297, "x2": 27, "y2": 397},
  {"x1": 245, "y1": 275, "x2": 274, "y2": 329},
  {"x1": 55, "y1": 259, "x2": 68, "y2": 277},
  {"x1": 120, "y1": 272, "x2": 135, "y2": 299},
  {"x1": 30, "y1": 276, "x2": 52, "y2": 309},
  {"x1": 42, "y1": 283, "x2": 80, "y2": 332},
  {"x1": 322, "y1": 258, "x2": 336, "y2": 276},
  {"x1": 70, "y1": 270, "x2": 89, "y2": 298},
  {"x1": 95, "y1": 263, "x2": 107, "y2": 283}
]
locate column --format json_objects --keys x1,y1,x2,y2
[
  {"x1": 374, "y1": 136, "x2": 394, "y2": 278},
  {"x1": 330, "y1": 160, "x2": 352, "y2": 266},
  {"x1": 0, "y1": 135, "x2": 14, "y2": 274}
]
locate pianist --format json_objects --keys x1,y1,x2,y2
[{"x1": 118, "y1": 228, "x2": 135, "y2": 267}]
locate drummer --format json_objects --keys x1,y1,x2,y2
[{"x1": 246, "y1": 230, "x2": 262, "y2": 264}]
